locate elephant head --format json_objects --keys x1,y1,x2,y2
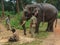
[{"x1": 21, "y1": 5, "x2": 40, "y2": 22}]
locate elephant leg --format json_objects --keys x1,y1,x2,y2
[
  {"x1": 46, "y1": 21, "x2": 54, "y2": 32},
  {"x1": 35, "y1": 22, "x2": 40, "y2": 33},
  {"x1": 50, "y1": 23, "x2": 54, "y2": 32}
]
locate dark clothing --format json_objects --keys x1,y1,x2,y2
[{"x1": 8, "y1": 32, "x2": 19, "y2": 42}]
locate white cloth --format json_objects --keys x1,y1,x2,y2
[
  {"x1": 30, "y1": 16, "x2": 37, "y2": 27},
  {"x1": 6, "y1": 17, "x2": 10, "y2": 24}
]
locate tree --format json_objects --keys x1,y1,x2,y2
[
  {"x1": 1, "y1": 0, "x2": 4, "y2": 17},
  {"x1": 19, "y1": 0, "x2": 32, "y2": 10},
  {"x1": 16, "y1": 0, "x2": 19, "y2": 14}
]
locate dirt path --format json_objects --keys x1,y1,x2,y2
[{"x1": 42, "y1": 19, "x2": 60, "y2": 45}]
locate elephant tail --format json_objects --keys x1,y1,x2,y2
[
  {"x1": 55, "y1": 18, "x2": 57, "y2": 28},
  {"x1": 55, "y1": 13, "x2": 58, "y2": 28}
]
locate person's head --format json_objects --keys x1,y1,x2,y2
[{"x1": 11, "y1": 28, "x2": 16, "y2": 33}]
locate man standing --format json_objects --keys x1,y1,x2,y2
[
  {"x1": 30, "y1": 12, "x2": 37, "y2": 37},
  {"x1": 6, "y1": 15, "x2": 11, "y2": 30}
]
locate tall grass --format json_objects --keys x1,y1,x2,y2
[
  {"x1": 58, "y1": 12, "x2": 60, "y2": 18},
  {"x1": 10, "y1": 12, "x2": 23, "y2": 29}
]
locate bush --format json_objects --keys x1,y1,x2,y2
[
  {"x1": 58, "y1": 11, "x2": 60, "y2": 18},
  {"x1": 10, "y1": 12, "x2": 23, "y2": 29},
  {"x1": 0, "y1": 11, "x2": 2, "y2": 17}
]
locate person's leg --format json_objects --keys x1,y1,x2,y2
[
  {"x1": 7, "y1": 24, "x2": 10, "y2": 30},
  {"x1": 30, "y1": 27, "x2": 35, "y2": 37},
  {"x1": 33, "y1": 27, "x2": 35, "y2": 37},
  {"x1": 9, "y1": 23, "x2": 11, "y2": 30},
  {"x1": 22, "y1": 24, "x2": 26, "y2": 35},
  {"x1": 6, "y1": 24, "x2": 9, "y2": 30}
]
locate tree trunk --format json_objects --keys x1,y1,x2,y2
[
  {"x1": 1, "y1": 0, "x2": 4, "y2": 17},
  {"x1": 16, "y1": 0, "x2": 19, "y2": 14}
]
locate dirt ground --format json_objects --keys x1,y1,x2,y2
[
  {"x1": 0, "y1": 19, "x2": 60, "y2": 45},
  {"x1": 0, "y1": 21, "x2": 35, "y2": 45},
  {"x1": 42, "y1": 19, "x2": 60, "y2": 45}
]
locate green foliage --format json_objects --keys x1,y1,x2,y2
[
  {"x1": 0, "y1": 4, "x2": 2, "y2": 11},
  {"x1": 0, "y1": 11, "x2": 2, "y2": 17},
  {"x1": 10, "y1": 12, "x2": 23, "y2": 29},
  {"x1": 2, "y1": 0, "x2": 32, "y2": 13},
  {"x1": 0, "y1": 0, "x2": 60, "y2": 12},
  {"x1": 0, "y1": 11, "x2": 12, "y2": 17},
  {"x1": 58, "y1": 11, "x2": 60, "y2": 18},
  {"x1": 0, "y1": 11, "x2": 16, "y2": 17}
]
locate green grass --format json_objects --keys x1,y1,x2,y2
[{"x1": 58, "y1": 12, "x2": 60, "y2": 18}]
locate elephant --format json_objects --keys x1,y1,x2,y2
[{"x1": 20, "y1": 3, "x2": 58, "y2": 34}]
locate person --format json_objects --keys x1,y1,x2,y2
[
  {"x1": 30, "y1": 12, "x2": 37, "y2": 37},
  {"x1": 5, "y1": 15, "x2": 11, "y2": 30},
  {"x1": 8, "y1": 28, "x2": 19, "y2": 42},
  {"x1": 21, "y1": 19, "x2": 26, "y2": 35}
]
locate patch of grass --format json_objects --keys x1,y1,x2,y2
[
  {"x1": 58, "y1": 12, "x2": 60, "y2": 18},
  {"x1": 10, "y1": 12, "x2": 23, "y2": 29},
  {"x1": 3, "y1": 40, "x2": 42, "y2": 45},
  {"x1": 35, "y1": 23, "x2": 49, "y2": 39},
  {"x1": 21, "y1": 40, "x2": 43, "y2": 45}
]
